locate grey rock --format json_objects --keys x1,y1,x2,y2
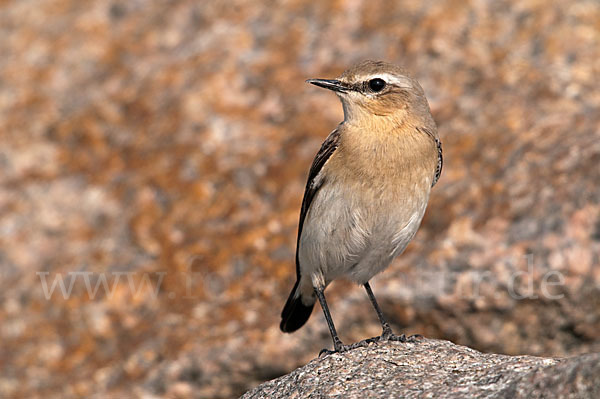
[{"x1": 242, "y1": 339, "x2": 600, "y2": 399}]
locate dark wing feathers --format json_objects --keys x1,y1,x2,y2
[
  {"x1": 432, "y1": 138, "x2": 443, "y2": 187},
  {"x1": 294, "y1": 128, "x2": 341, "y2": 279},
  {"x1": 280, "y1": 128, "x2": 341, "y2": 332},
  {"x1": 416, "y1": 127, "x2": 443, "y2": 187}
]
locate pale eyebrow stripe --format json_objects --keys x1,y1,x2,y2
[{"x1": 361, "y1": 73, "x2": 413, "y2": 88}]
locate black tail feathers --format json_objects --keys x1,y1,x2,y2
[{"x1": 280, "y1": 281, "x2": 314, "y2": 333}]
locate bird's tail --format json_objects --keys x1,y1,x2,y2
[{"x1": 280, "y1": 281, "x2": 314, "y2": 333}]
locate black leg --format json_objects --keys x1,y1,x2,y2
[
  {"x1": 315, "y1": 287, "x2": 345, "y2": 352},
  {"x1": 363, "y1": 282, "x2": 422, "y2": 343},
  {"x1": 363, "y1": 282, "x2": 394, "y2": 338}
]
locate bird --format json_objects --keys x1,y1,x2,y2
[{"x1": 279, "y1": 60, "x2": 442, "y2": 353}]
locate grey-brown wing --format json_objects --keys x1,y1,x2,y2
[{"x1": 294, "y1": 127, "x2": 341, "y2": 279}]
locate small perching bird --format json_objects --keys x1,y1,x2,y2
[{"x1": 280, "y1": 60, "x2": 442, "y2": 353}]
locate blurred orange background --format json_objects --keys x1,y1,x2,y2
[{"x1": 1, "y1": 0, "x2": 599, "y2": 398}]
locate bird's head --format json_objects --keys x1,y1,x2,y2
[{"x1": 307, "y1": 60, "x2": 432, "y2": 128}]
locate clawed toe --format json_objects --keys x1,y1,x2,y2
[
  {"x1": 385, "y1": 333, "x2": 423, "y2": 342},
  {"x1": 319, "y1": 332, "x2": 423, "y2": 356},
  {"x1": 380, "y1": 328, "x2": 424, "y2": 343},
  {"x1": 404, "y1": 333, "x2": 423, "y2": 342},
  {"x1": 319, "y1": 338, "x2": 379, "y2": 356},
  {"x1": 319, "y1": 341, "x2": 367, "y2": 357},
  {"x1": 319, "y1": 347, "x2": 336, "y2": 357},
  {"x1": 385, "y1": 333, "x2": 406, "y2": 342}
]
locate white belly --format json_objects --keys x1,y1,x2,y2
[{"x1": 297, "y1": 179, "x2": 429, "y2": 291}]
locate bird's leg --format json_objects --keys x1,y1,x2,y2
[
  {"x1": 363, "y1": 282, "x2": 394, "y2": 339},
  {"x1": 363, "y1": 282, "x2": 422, "y2": 343},
  {"x1": 314, "y1": 287, "x2": 358, "y2": 355}
]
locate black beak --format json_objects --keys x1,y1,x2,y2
[{"x1": 306, "y1": 79, "x2": 349, "y2": 93}]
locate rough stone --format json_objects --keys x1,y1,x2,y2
[{"x1": 242, "y1": 339, "x2": 600, "y2": 399}]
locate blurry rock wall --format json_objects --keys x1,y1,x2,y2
[{"x1": 0, "y1": 0, "x2": 599, "y2": 398}]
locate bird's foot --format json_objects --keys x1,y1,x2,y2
[
  {"x1": 318, "y1": 331, "x2": 423, "y2": 356},
  {"x1": 383, "y1": 333, "x2": 423, "y2": 342},
  {"x1": 403, "y1": 333, "x2": 423, "y2": 342},
  {"x1": 319, "y1": 338, "x2": 373, "y2": 357},
  {"x1": 376, "y1": 325, "x2": 423, "y2": 343}
]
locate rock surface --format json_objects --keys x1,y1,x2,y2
[{"x1": 242, "y1": 339, "x2": 600, "y2": 399}]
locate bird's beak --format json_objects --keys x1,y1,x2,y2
[{"x1": 306, "y1": 79, "x2": 349, "y2": 93}]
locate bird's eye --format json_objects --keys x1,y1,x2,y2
[{"x1": 368, "y1": 78, "x2": 386, "y2": 92}]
